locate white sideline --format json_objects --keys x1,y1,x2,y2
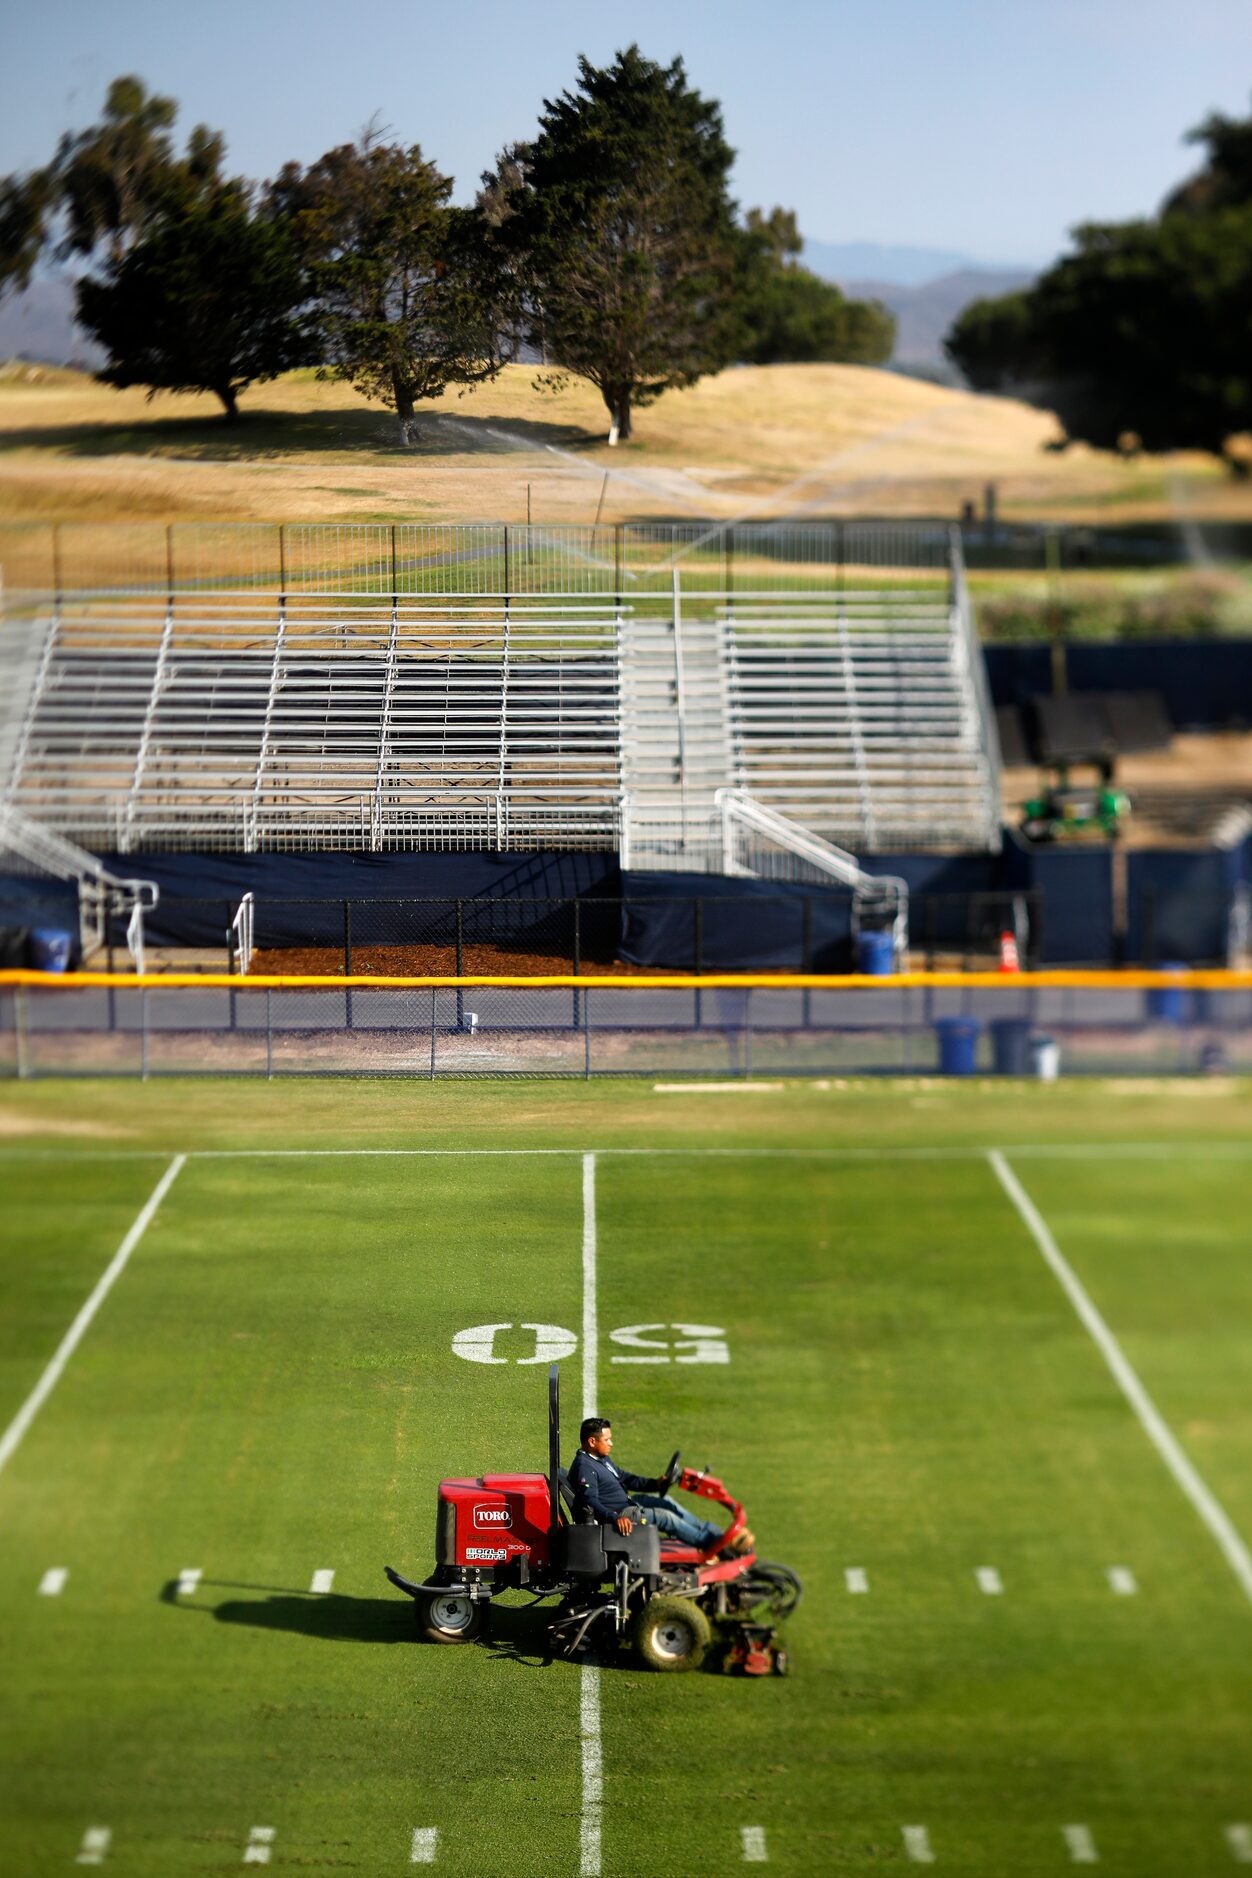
[
  {"x1": 1063, "y1": 1823, "x2": 1099, "y2": 1863},
  {"x1": 580, "y1": 1151, "x2": 602, "y2": 1878},
  {"x1": 741, "y1": 1824, "x2": 769, "y2": 1861},
  {"x1": 0, "y1": 1153, "x2": 186, "y2": 1482},
  {"x1": 989, "y1": 1150, "x2": 1252, "y2": 1607}
]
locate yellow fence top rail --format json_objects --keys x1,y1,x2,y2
[{"x1": 2, "y1": 970, "x2": 1251, "y2": 993}]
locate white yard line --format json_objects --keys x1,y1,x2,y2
[
  {"x1": 580, "y1": 1664, "x2": 603, "y2": 1878},
  {"x1": 582, "y1": 1154, "x2": 598, "y2": 1422},
  {"x1": 741, "y1": 1824, "x2": 769, "y2": 1862},
  {"x1": 989, "y1": 1149, "x2": 1252, "y2": 1607},
  {"x1": 0, "y1": 1153, "x2": 186, "y2": 1482},
  {"x1": 75, "y1": 1826, "x2": 111, "y2": 1866},
  {"x1": 902, "y1": 1824, "x2": 935, "y2": 1863},
  {"x1": 409, "y1": 1827, "x2": 439, "y2": 1864},
  {"x1": 652, "y1": 1083, "x2": 784, "y2": 1093},
  {"x1": 1227, "y1": 1823, "x2": 1252, "y2": 1863},
  {"x1": 580, "y1": 1150, "x2": 602, "y2": 1878},
  {"x1": 1063, "y1": 1823, "x2": 1100, "y2": 1863}
]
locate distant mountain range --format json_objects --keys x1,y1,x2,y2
[
  {"x1": 0, "y1": 275, "x2": 101, "y2": 368},
  {"x1": 801, "y1": 242, "x2": 1038, "y2": 376},
  {"x1": 845, "y1": 268, "x2": 1037, "y2": 375},
  {"x1": 0, "y1": 245, "x2": 1040, "y2": 380}
]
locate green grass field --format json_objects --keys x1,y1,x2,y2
[{"x1": 2, "y1": 1080, "x2": 1251, "y2": 1875}]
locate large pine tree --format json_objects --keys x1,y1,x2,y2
[{"x1": 487, "y1": 46, "x2": 743, "y2": 441}]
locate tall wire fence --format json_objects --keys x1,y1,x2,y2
[
  {"x1": 0, "y1": 520, "x2": 952, "y2": 604},
  {"x1": 2, "y1": 974, "x2": 1248, "y2": 1080}
]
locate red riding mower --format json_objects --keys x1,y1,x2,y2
[{"x1": 385, "y1": 1366, "x2": 800, "y2": 1674}]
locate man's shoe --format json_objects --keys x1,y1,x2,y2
[{"x1": 725, "y1": 1528, "x2": 756, "y2": 1556}]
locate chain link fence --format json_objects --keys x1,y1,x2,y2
[
  {"x1": 3, "y1": 978, "x2": 1249, "y2": 1080},
  {"x1": 0, "y1": 519, "x2": 952, "y2": 603}
]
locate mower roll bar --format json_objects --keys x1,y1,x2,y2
[{"x1": 548, "y1": 1363, "x2": 562, "y2": 1548}]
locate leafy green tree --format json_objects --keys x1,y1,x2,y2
[
  {"x1": 75, "y1": 184, "x2": 310, "y2": 419},
  {"x1": 0, "y1": 75, "x2": 225, "y2": 294},
  {"x1": 1030, "y1": 210, "x2": 1252, "y2": 462},
  {"x1": 943, "y1": 94, "x2": 1252, "y2": 468},
  {"x1": 736, "y1": 205, "x2": 893, "y2": 366},
  {"x1": 0, "y1": 170, "x2": 57, "y2": 297},
  {"x1": 944, "y1": 291, "x2": 1041, "y2": 392},
  {"x1": 745, "y1": 205, "x2": 802, "y2": 265},
  {"x1": 272, "y1": 138, "x2": 506, "y2": 439},
  {"x1": 486, "y1": 46, "x2": 743, "y2": 440}
]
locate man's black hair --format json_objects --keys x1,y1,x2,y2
[{"x1": 580, "y1": 1416, "x2": 611, "y2": 1444}]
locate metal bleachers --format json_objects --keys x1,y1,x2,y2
[{"x1": 0, "y1": 526, "x2": 1002, "y2": 865}]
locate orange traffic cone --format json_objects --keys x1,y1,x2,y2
[{"x1": 998, "y1": 929, "x2": 1021, "y2": 974}]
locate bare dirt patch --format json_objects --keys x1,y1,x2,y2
[
  {"x1": 0, "y1": 1107, "x2": 127, "y2": 1137},
  {"x1": 1, "y1": 361, "x2": 1243, "y2": 527}
]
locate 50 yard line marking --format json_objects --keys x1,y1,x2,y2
[
  {"x1": 579, "y1": 1151, "x2": 602, "y2": 1878},
  {"x1": 0, "y1": 1153, "x2": 186, "y2": 1482},
  {"x1": 989, "y1": 1149, "x2": 1252, "y2": 1607}
]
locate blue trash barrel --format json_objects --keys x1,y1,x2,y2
[
  {"x1": 29, "y1": 927, "x2": 74, "y2": 973},
  {"x1": 990, "y1": 1016, "x2": 1033, "y2": 1075},
  {"x1": 1147, "y1": 963, "x2": 1188, "y2": 1024},
  {"x1": 856, "y1": 929, "x2": 895, "y2": 976},
  {"x1": 935, "y1": 1015, "x2": 981, "y2": 1075}
]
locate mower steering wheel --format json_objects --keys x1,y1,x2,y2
[{"x1": 661, "y1": 1450, "x2": 682, "y2": 1493}]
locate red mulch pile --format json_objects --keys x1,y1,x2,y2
[{"x1": 247, "y1": 942, "x2": 672, "y2": 978}]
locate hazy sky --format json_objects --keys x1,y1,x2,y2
[{"x1": 2, "y1": 0, "x2": 1249, "y2": 268}]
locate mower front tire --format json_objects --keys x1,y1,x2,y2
[
  {"x1": 415, "y1": 1589, "x2": 489, "y2": 1645},
  {"x1": 629, "y1": 1596, "x2": 711, "y2": 1672}
]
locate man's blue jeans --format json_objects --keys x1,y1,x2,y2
[{"x1": 630, "y1": 1493, "x2": 721, "y2": 1549}]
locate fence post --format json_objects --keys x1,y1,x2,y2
[
  {"x1": 693, "y1": 898, "x2": 703, "y2": 1030},
  {"x1": 429, "y1": 987, "x2": 437, "y2": 1079},
  {"x1": 583, "y1": 983, "x2": 592, "y2": 1078},
  {"x1": 455, "y1": 898, "x2": 465, "y2": 1032},
  {"x1": 572, "y1": 898, "x2": 581, "y2": 1029},
  {"x1": 266, "y1": 987, "x2": 273, "y2": 1080},
  {"x1": 344, "y1": 900, "x2": 354, "y2": 1029},
  {"x1": 743, "y1": 988, "x2": 752, "y2": 1080},
  {"x1": 15, "y1": 986, "x2": 29, "y2": 1081},
  {"x1": 141, "y1": 986, "x2": 149, "y2": 1081}
]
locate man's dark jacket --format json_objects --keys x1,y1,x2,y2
[{"x1": 568, "y1": 1448, "x2": 655, "y2": 1523}]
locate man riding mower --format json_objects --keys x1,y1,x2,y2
[{"x1": 384, "y1": 1367, "x2": 800, "y2": 1674}]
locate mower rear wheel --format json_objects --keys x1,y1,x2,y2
[
  {"x1": 629, "y1": 1596, "x2": 711, "y2": 1672},
  {"x1": 416, "y1": 1589, "x2": 488, "y2": 1644}
]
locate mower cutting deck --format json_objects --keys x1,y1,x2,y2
[{"x1": 385, "y1": 1366, "x2": 800, "y2": 1673}]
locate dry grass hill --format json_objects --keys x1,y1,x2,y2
[{"x1": 1, "y1": 359, "x2": 1247, "y2": 528}]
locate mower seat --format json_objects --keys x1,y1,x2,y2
[
  {"x1": 557, "y1": 1466, "x2": 595, "y2": 1525},
  {"x1": 560, "y1": 1520, "x2": 661, "y2": 1579}
]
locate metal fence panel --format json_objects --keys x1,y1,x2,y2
[{"x1": 6, "y1": 978, "x2": 1252, "y2": 1079}]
